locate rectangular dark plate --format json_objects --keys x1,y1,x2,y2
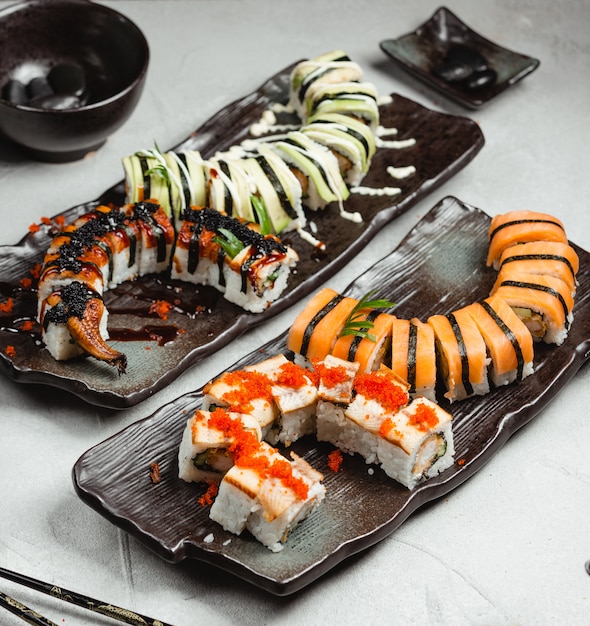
[
  {"x1": 0, "y1": 61, "x2": 483, "y2": 409},
  {"x1": 380, "y1": 6, "x2": 540, "y2": 108},
  {"x1": 72, "y1": 197, "x2": 590, "y2": 595}
]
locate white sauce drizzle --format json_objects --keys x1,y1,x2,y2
[
  {"x1": 387, "y1": 164, "x2": 416, "y2": 180},
  {"x1": 377, "y1": 137, "x2": 417, "y2": 150},
  {"x1": 350, "y1": 185, "x2": 402, "y2": 197},
  {"x1": 377, "y1": 94, "x2": 393, "y2": 106},
  {"x1": 377, "y1": 125, "x2": 398, "y2": 137}
]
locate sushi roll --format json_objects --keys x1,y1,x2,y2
[
  {"x1": 209, "y1": 441, "x2": 325, "y2": 551},
  {"x1": 496, "y1": 240, "x2": 579, "y2": 295},
  {"x1": 286, "y1": 288, "x2": 359, "y2": 361},
  {"x1": 302, "y1": 112, "x2": 377, "y2": 186},
  {"x1": 270, "y1": 131, "x2": 350, "y2": 212},
  {"x1": 288, "y1": 50, "x2": 364, "y2": 119},
  {"x1": 205, "y1": 156, "x2": 254, "y2": 222},
  {"x1": 303, "y1": 81, "x2": 380, "y2": 131},
  {"x1": 244, "y1": 355, "x2": 318, "y2": 446},
  {"x1": 331, "y1": 310, "x2": 396, "y2": 374},
  {"x1": 202, "y1": 368, "x2": 279, "y2": 438},
  {"x1": 376, "y1": 397, "x2": 455, "y2": 490},
  {"x1": 39, "y1": 281, "x2": 126, "y2": 372},
  {"x1": 178, "y1": 408, "x2": 262, "y2": 484},
  {"x1": 123, "y1": 201, "x2": 176, "y2": 276},
  {"x1": 428, "y1": 309, "x2": 490, "y2": 402},
  {"x1": 461, "y1": 295, "x2": 534, "y2": 387},
  {"x1": 486, "y1": 210, "x2": 569, "y2": 269},
  {"x1": 390, "y1": 317, "x2": 437, "y2": 402},
  {"x1": 490, "y1": 271, "x2": 574, "y2": 345},
  {"x1": 313, "y1": 354, "x2": 359, "y2": 405},
  {"x1": 171, "y1": 207, "x2": 299, "y2": 313},
  {"x1": 317, "y1": 366, "x2": 409, "y2": 464}
]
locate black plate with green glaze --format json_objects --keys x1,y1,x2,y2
[
  {"x1": 0, "y1": 61, "x2": 483, "y2": 409},
  {"x1": 73, "y1": 197, "x2": 590, "y2": 595}
]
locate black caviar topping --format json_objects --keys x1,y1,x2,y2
[
  {"x1": 44, "y1": 281, "x2": 100, "y2": 325},
  {"x1": 181, "y1": 208, "x2": 288, "y2": 256},
  {"x1": 132, "y1": 201, "x2": 161, "y2": 221}
]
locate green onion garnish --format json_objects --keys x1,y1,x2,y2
[
  {"x1": 339, "y1": 290, "x2": 396, "y2": 342},
  {"x1": 251, "y1": 195, "x2": 273, "y2": 235},
  {"x1": 213, "y1": 227, "x2": 245, "y2": 258}
]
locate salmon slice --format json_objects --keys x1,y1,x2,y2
[
  {"x1": 487, "y1": 210, "x2": 568, "y2": 269},
  {"x1": 287, "y1": 288, "x2": 358, "y2": 359},
  {"x1": 390, "y1": 317, "x2": 437, "y2": 401},
  {"x1": 428, "y1": 308, "x2": 489, "y2": 402},
  {"x1": 497, "y1": 240, "x2": 579, "y2": 293},
  {"x1": 331, "y1": 311, "x2": 395, "y2": 373},
  {"x1": 461, "y1": 295, "x2": 534, "y2": 387}
]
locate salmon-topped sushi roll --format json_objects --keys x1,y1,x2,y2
[
  {"x1": 390, "y1": 317, "x2": 437, "y2": 402},
  {"x1": 331, "y1": 310, "x2": 395, "y2": 373},
  {"x1": 497, "y1": 240, "x2": 579, "y2": 295},
  {"x1": 286, "y1": 288, "x2": 359, "y2": 361},
  {"x1": 428, "y1": 309, "x2": 490, "y2": 402},
  {"x1": 460, "y1": 296, "x2": 534, "y2": 387},
  {"x1": 486, "y1": 210, "x2": 568, "y2": 269},
  {"x1": 491, "y1": 271, "x2": 575, "y2": 345}
]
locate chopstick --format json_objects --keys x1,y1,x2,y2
[
  {"x1": 0, "y1": 567, "x2": 174, "y2": 626},
  {"x1": 0, "y1": 590, "x2": 58, "y2": 626}
]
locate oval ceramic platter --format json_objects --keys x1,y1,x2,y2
[
  {"x1": 73, "y1": 196, "x2": 590, "y2": 596},
  {"x1": 0, "y1": 61, "x2": 484, "y2": 409},
  {"x1": 380, "y1": 6, "x2": 540, "y2": 109}
]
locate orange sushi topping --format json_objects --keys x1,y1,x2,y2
[
  {"x1": 149, "y1": 299, "x2": 174, "y2": 320},
  {"x1": 198, "y1": 480, "x2": 219, "y2": 506},
  {"x1": 206, "y1": 407, "x2": 309, "y2": 500},
  {"x1": 311, "y1": 359, "x2": 349, "y2": 388},
  {"x1": 218, "y1": 370, "x2": 274, "y2": 413},
  {"x1": 327, "y1": 449, "x2": 344, "y2": 472},
  {"x1": 276, "y1": 361, "x2": 310, "y2": 388},
  {"x1": 409, "y1": 404, "x2": 439, "y2": 432},
  {"x1": 0, "y1": 298, "x2": 14, "y2": 313},
  {"x1": 353, "y1": 371, "x2": 408, "y2": 414},
  {"x1": 379, "y1": 417, "x2": 395, "y2": 439}
]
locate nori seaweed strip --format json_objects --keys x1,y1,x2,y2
[
  {"x1": 217, "y1": 160, "x2": 235, "y2": 216},
  {"x1": 133, "y1": 201, "x2": 168, "y2": 263},
  {"x1": 446, "y1": 312, "x2": 473, "y2": 396},
  {"x1": 407, "y1": 320, "x2": 418, "y2": 394},
  {"x1": 217, "y1": 248, "x2": 226, "y2": 288},
  {"x1": 297, "y1": 53, "x2": 350, "y2": 104},
  {"x1": 283, "y1": 138, "x2": 334, "y2": 192},
  {"x1": 498, "y1": 279, "x2": 571, "y2": 328},
  {"x1": 312, "y1": 90, "x2": 377, "y2": 109},
  {"x1": 187, "y1": 221, "x2": 203, "y2": 275},
  {"x1": 480, "y1": 300, "x2": 526, "y2": 381},
  {"x1": 309, "y1": 118, "x2": 371, "y2": 159},
  {"x1": 254, "y1": 155, "x2": 299, "y2": 220},
  {"x1": 177, "y1": 153, "x2": 193, "y2": 209},
  {"x1": 488, "y1": 218, "x2": 565, "y2": 242},
  {"x1": 499, "y1": 253, "x2": 576, "y2": 280},
  {"x1": 300, "y1": 294, "x2": 344, "y2": 357},
  {"x1": 345, "y1": 309, "x2": 381, "y2": 361},
  {"x1": 139, "y1": 156, "x2": 151, "y2": 201}
]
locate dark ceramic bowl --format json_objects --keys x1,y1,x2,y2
[{"x1": 0, "y1": 0, "x2": 149, "y2": 162}]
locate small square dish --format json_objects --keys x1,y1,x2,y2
[{"x1": 380, "y1": 6, "x2": 540, "y2": 109}]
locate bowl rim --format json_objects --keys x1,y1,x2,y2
[{"x1": 0, "y1": 0, "x2": 150, "y2": 114}]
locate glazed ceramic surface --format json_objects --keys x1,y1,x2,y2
[
  {"x1": 73, "y1": 197, "x2": 590, "y2": 596},
  {"x1": 380, "y1": 6, "x2": 540, "y2": 108},
  {"x1": 0, "y1": 63, "x2": 484, "y2": 408}
]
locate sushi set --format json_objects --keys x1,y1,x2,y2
[
  {"x1": 73, "y1": 196, "x2": 590, "y2": 595},
  {"x1": 0, "y1": 54, "x2": 483, "y2": 408}
]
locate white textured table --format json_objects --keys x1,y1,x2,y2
[{"x1": 0, "y1": 1, "x2": 588, "y2": 624}]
